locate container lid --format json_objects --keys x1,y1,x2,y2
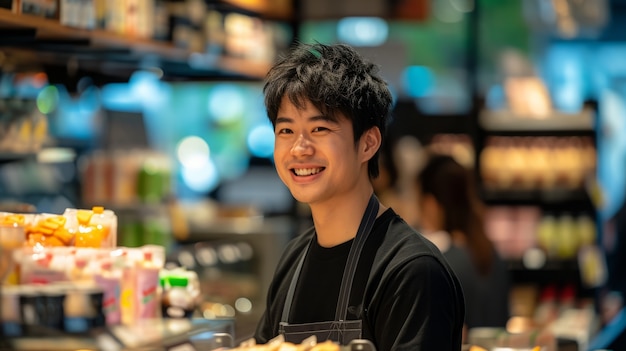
[{"x1": 168, "y1": 276, "x2": 188, "y2": 287}]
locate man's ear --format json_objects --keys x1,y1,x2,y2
[{"x1": 361, "y1": 127, "x2": 382, "y2": 161}]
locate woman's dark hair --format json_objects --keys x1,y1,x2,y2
[
  {"x1": 263, "y1": 42, "x2": 393, "y2": 179},
  {"x1": 417, "y1": 154, "x2": 495, "y2": 276}
]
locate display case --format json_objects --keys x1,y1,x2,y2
[
  {"x1": 169, "y1": 213, "x2": 294, "y2": 343},
  {"x1": 2, "y1": 318, "x2": 235, "y2": 351}
]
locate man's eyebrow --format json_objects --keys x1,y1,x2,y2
[
  {"x1": 275, "y1": 115, "x2": 336, "y2": 124},
  {"x1": 309, "y1": 115, "x2": 336, "y2": 123},
  {"x1": 275, "y1": 116, "x2": 292, "y2": 124}
]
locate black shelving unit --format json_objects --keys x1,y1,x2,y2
[
  {"x1": 506, "y1": 256, "x2": 588, "y2": 292},
  {"x1": 0, "y1": 152, "x2": 37, "y2": 164},
  {"x1": 473, "y1": 104, "x2": 600, "y2": 302},
  {"x1": 481, "y1": 188, "x2": 596, "y2": 214}
]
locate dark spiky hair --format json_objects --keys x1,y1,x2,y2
[{"x1": 263, "y1": 42, "x2": 393, "y2": 178}]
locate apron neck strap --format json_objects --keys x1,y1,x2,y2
[
  {"x1": 280, "y1": 194, "x2": 380, "y2": 323},
  {"x1": 335, "y1": 194, "x2": 379, "y2": 321}
]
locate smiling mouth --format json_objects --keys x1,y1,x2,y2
[{"x1": 292, "y1": 167, "x2": 325, "y2": 176}]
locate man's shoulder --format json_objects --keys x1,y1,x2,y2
[
  {"x1": 372, "y1": 212, "x2": 461, "y2": 280},
  {"x1": 376, "y1": 211, "x2": 443, "y2": 258},
  {"x1": 279, "y1": 226, "x2": 315, "y2": 260}
]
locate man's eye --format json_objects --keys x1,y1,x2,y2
[
  {"x1": 313, "y1": 127, "x2": 329, "y2": 132},
  {"x1": 277, "y1": 128, "x2": 292, "y2": 134}
]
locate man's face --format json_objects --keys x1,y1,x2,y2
[{"x1": 273, "y1": 96, "x2": 365, "y2": 206}]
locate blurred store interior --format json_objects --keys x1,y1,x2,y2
[{"x1": 0, "y1": 0, "x2": 626, "y2": 350}]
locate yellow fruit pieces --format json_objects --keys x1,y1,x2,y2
[
  {"x1": 6, "y1": 206, "x2": 111, "y2": 248},
  {"x1": 1, "y1": 214, "x2": 26, "y2": 226},
  {"x1": 27, "y1": 233, "x2": 65, "y2": 247},
  {"x1": 74, "y1": 207, "x2": 110, "y2": 248},
  {"x1": 26, "y1": 215, "x2": 73, "y2": 247},
  {"x1": 309, "y1": 341, "x2": 339, "y2": 351},
  {"x1": 75, "y1": 225, "x2": 106, "y2": 248},
  {"x1": 77, "y1": 209, "x2": 93, "y2": 225}
]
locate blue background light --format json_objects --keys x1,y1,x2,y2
[{"x1": 337, "y1": 17, "x2": 388, "y2": 47}]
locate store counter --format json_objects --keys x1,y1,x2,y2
[{"x1": 3, "y1": 318, "x2": 235, "y2": 351}]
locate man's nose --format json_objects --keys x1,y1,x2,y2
[{"x1": 291, "y1": 134, "x2": 313, "y2": 156}]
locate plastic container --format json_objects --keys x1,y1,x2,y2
[
  {"x1": 19, "y1": 248, "x2": 65, "y2": 284},
  {"x1": 23, "y1": 213, "x2": 73, "y2": 247},
  {"x1": 94, "y1": 260, "x2": 122, "y2": 325},
  {"x1": 134, "y1": 250, "x2": 161, "y2": 320},
  {"x1": 64, "y1": 207, "x2": 118, "y2": 248},
  {"x1": 162, "y1": 275, "x2": 194, "y2": 319},
  {"x1": 0, "y1": 223, "x2": 26, "y2": 285}
]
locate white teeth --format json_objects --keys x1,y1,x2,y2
[{"x1": 293, "y1": 168, "x2": 322, "y2": 176}]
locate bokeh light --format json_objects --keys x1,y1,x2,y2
[
  {"x1": 181, "y1": 158, "x2": 219, "y2": 193},
  {"x1": 36, "y1": 85, "x2": 59, "y2": 114},
  {"x1": 337, "y1": 17, "x2": 388, "y2": 47},
  {"x1": 402, "y1": 66, "x2": 435, "y2": 98},
  {"x1": 208, "y1": 84, "x2": 245, "y2": 125},
  {"x1": 212, "y1": 147, "x2": 250, "y2": 180},
  {"x1": 176, "y1": 136, "x2": 210, "y2": 170},
  {"x1": 235, "y1": 297, "x2": 253, "y2": 313},
  {"x1": 247, "y1": 124, "x2": 275, "y2": 158}
]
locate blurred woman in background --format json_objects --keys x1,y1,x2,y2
[
  {"x1": 416, "y1": 153, "x2": 510, "y2": 332},
  {"x1": 373, "y1": 135, "x2": 425, "y2": 228}
]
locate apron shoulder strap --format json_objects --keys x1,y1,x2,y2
[{"x1": 280, "y1": 194, "x2": 380, "y2": 323}]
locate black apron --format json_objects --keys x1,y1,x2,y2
[{"x1": 279, "y1": 195, "x2": 379, "y2": 345}]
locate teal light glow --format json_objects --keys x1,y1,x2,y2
[
  {"x1": 129, "y1": 70, "x2": 163, "y2": 104},
  {"x1": 101, "y1": 83, "x2": 143, "y2": 112},
  {"x1": 207, "y1": 84, "x2": 246, "y2": 125},
  {"x1": 181, "y1": 158, "x2": 220, "y2": 193},
  {"x1": 402, "y1": 66, "x2": 435, "y2": 98},
  {"x1": 247, "y1": 124, "x2": 275, "y2": 158},
  {"x1": 337, "y1": 17, "x2": 388, "y2": 47},
  {"x1": 213, "y1": 148, "x2": 249, "y2": 181},
  {"x1": 52, "y1": 85, "x2": 98, "y2": 140}
]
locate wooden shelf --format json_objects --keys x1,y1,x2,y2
[
  {"x1": 481, "y1": 188, "x2": 595, "y2": 211},
  {"x1": 0, "y1": 8, "x2": 272, "y2": 80},
  {"x1": 482, "y1": 187, "x2": 590, "y2": 202},
  {"x1": 479, "y1": 107, "x2": 595, "y2": 134},
  {"x1": 507, "y1": 257, "x2": 579, "y2": 272}
]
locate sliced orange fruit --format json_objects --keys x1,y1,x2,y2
[{"x1": 77, "y1": 210, "x2": 93, "y2": 225}]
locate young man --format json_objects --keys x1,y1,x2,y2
[{"x1": 254, "y1": 42, "x2": 465, "y2": 351}]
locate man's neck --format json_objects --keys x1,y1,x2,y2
[{"x1": 310, "y1": 189, "x2": 385, "y2": 248}]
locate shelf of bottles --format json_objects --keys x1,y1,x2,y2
[{"x1": 0, "y1": 1, "x2": 294, "y2": 79}]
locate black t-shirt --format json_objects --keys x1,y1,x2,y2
[
  {"x1": 255, "y1": 208, "x2": 465, "y2": 351},
  {"x1": 290, "y1": 237, "x2": 353, "y2": 323},
  {"x1": 290, "y1": 212, "x2": 388, "y2": 324}
]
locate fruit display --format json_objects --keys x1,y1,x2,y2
[
  {"x1": 1, "y1": 214, "x2": 28, "y2": 226},
  {"x1": 1, "y1": 214, "x2": 29, "y2": 250},
  {"x1": 0, "y1": 206, "x2": 117, "y2": 249},
  {"x1": 66, "y1": 206, "x2": 117, "y2": 248}
]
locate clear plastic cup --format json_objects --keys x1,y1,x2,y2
[{"x1": 0, "y1": 224, "x2": 26, "y2": 284}]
